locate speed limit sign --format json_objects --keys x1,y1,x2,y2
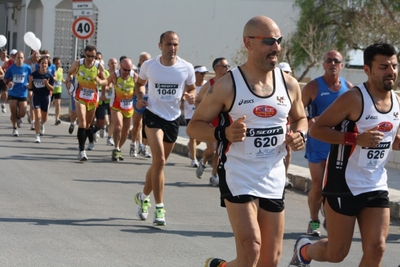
[{"x1": 72, "y1": 17, "x2": 95, "y2": 40}]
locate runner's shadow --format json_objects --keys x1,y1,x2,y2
[
  {"x1": 0, "y1": 217, "x2": 133, "y2": 227},
  {"x1": 121, "y1": 225, "x2": 233, "y2": 238}
]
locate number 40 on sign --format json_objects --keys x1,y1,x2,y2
[{"x1": 72, "y1": 17, "x2": 95, "y2": 40}]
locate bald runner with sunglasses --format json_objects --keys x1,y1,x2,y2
[
  {"x1": 187, "y1": 16, "x2": 307, "y2": 267},
  {"x1": 301, "y1": 50, "x2": 353, "y2": 237},
  {"x1": 65, "y1": 44, "x2": 107, "y2": 161}
]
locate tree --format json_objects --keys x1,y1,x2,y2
[{"x1": 288, "y1": 0, "x2": 400, "y2": 81}]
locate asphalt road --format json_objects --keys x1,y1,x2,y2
[{"x1": 0, "y1": 110, "x2": 399, "y2": 267}]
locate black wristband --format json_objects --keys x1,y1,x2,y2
[{"x1": 214, "y1": 126, "x2": 228, "y2": 142}]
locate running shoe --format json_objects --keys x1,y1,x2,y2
[
  {"x1": 204, "y1": 258, "x2": 226, "y2": 267},
  {"x1": 1, "y1": 103, "x2": 6, "y2": 113},
  {"x1": 34, "y1": 135, "x2": 41, "y2": 143},
  {"x1": 140, "y1": 145, "x2": 152, "y2": 158},
  {"x1": 111, "y1": 149, "x2": 119, "y2": 161},
  {"x1": 55, "y1": 119, "x2": 61, "y2": 125},
  {"x1": 68, "y1": 123, "x2": 75, "y2": 134},
  {"x1": 306, "y1": 220, "x2": 321, "y2": 237},
  {"x1": 39, "y1": 124, "x2": 45, "y2": 136},
  {"x1": 107, "y1": 137, "x2": 115, "y2": 146},
  {"x1": 153, "y1": 207, "x2": 166, "y2": 226},
  {"x1": 86, "y1": 142, "x2": 95, "y2": 151},
  {"x1": 118, "y1": 150, "x2": 124, "y2": 161},
  {"x1": 99, "y1": 128, "x2": 106, "y2": 138},
  {"x1": 17, "y1": 118, "x2": 22, "y2": 128},
  {"x1": 196, "y1": 159, "x2": 207, "y2": 179},
  {"x1": 77, "y1": 150, "x2": 88, "y2": 161},
  {"x1": 288, "y1": 237, "x2": 311, "y2": 267},
  {"x1": 134, "y1": 192, "x2": 151, "y2": 220},
  {"x1": 129, "y1": 143, "x2": 137, "y2": 157},
  {"x1": 12, "y1": 129, "x2": 19, "y2": 137},
  {"x1": 191, "y1": 158, "x2": 199, "y2": 168},
  {"x1": 94, "y1": 133, "x2": 99, "y2": 143},
  {"x1": 209, "y1": 174, "x2": 219, "y2": 187}
]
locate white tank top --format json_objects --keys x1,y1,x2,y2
[
  {"x1": 139, "y1": 55, "x2": 195, "y2": 121},
  {"x1": 324, "y1": 84, "x2": 400, "y2": 196},
  {"x1": 220, "y1": 67, "x2": 291, "y2": 198}
]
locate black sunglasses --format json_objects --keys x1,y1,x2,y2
[
  {"x1": 85, "y1": 54, "x2": 96, "y2": 58},
  {"x1": 216, "y1": 64, "x2": 230, "y2": 68},
  {"x1": 122, "y1": 67, "x2": 131, "y2": 72},
  {"x1": 248, "y1": 36, "x2": 283, "y2": 46},
  {"x1": 324, "y1": 58, "x2": 342, "y2": 64}
]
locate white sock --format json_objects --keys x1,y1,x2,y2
[{"x1": 140, "y1": 192, "x2": 148, "y2": 200}]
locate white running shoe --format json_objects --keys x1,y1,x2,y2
[
  {"x1": 99, "y1": 128, "x2": 106, "y2": 138},
  {"x1": 288, "y1": 237, "x2": 312, "y2": 267},
  {"x1": 12, "y1": 129, "x2": 19, "y2": 137},
  {"x1": 196, "y1": 159, "x2": 207, "y2": 179},
  {"x1": 153, "y1": 207, "x2": 166, "y2": 226},
  {"x1": 209, "y1": 174, "x2": 219, "y2": 187},
  {"x1": 17, "y1": 118, "x2": 22, "y2": 128},
  {"x1": 77, "y1": 150, "x2": 88, "y2": 161},
  {"x1": 190, "y1": 159, "x2": 199, "y2": 168},
  {"x1": 39, "y1": 124, "x2": 45, "y2": 136},
  {"x1": 140, "y1": 145, "x2": 152, "y2": 158},
  {"x1": 34, "y1": 135, "x2": 41, "y2": 143},
  {"x1": 107, "y1": 137, "x2": 114, "y2": 146},
  {"x1": 134, "y1": 192, "x2": 151, "y2": 220},
  {"x1": 129, "y1": 143, "x2": 137, "y2": 157},
  {"x1": 1, "y1": 103, "x2": 6, "y2": 113},
  {"x1": 86, "y1": 142, "x2": 95, "y2": 151}
]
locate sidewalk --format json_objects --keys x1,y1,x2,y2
[
  {"x1": 174, "y1": 126, "x2": 400, "y2": 220},
  {"x1": 57, "y1": 100, "x2": 400, "y2": 219}
]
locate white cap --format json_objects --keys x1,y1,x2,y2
[
  {"x1": 194, "y1": 66, "x2": 208, "y2": 73},
  {"x1": 10, "y1": 49, "x2": 18, "y2": 55},
  {"x1": 277, "y1": 62, "x2": 292, "y2": 73}
]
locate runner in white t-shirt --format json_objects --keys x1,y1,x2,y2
[{"x1": 134, "y1": 31, "x2": 196, "y2": 226}]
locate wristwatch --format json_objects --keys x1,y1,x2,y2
[{"x1": 297, "y1": 130, "x2": 307, "y2": 143}]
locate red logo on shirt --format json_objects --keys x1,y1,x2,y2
[
  {"x1": 377, "y1": 121, "x2": 393, "y2": 132},
  {"x1": 253, "y1": 105, "x2": 277, "y2": 118}
]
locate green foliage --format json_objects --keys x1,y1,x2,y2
[{"x1": 289, "y1": 0, "x2": 400, "y2": 81}]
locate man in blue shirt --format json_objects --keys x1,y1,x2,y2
[{"x1": 4, "y1": 51, "x2": 32, "y2": 136}]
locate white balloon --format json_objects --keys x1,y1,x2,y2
[
  {"x1": 0, "y1": 35, "x2": 7, "y2": 47},
  {"x1": 30, "y1": 37, "x2": 41, "y2": 51},
  {"x1": 24, "y1": 32, "x2": 36, "y2": 47}
]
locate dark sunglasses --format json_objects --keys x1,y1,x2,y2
[
  {"x1": 216, "y1": 64, "x2": 230, "y2": 68},
  {"x1": 122, "y1": 67, "x2": 131, "y2": 72},
  {"x1": 85, "y1": 54, "x2": 96, "y2": 58},
  {"x1": 248, "y1": 36, "x2": 283, "y2": 46},
  {"x1": 324, "y1": 58, "x2": 342, "y2": 64}
]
